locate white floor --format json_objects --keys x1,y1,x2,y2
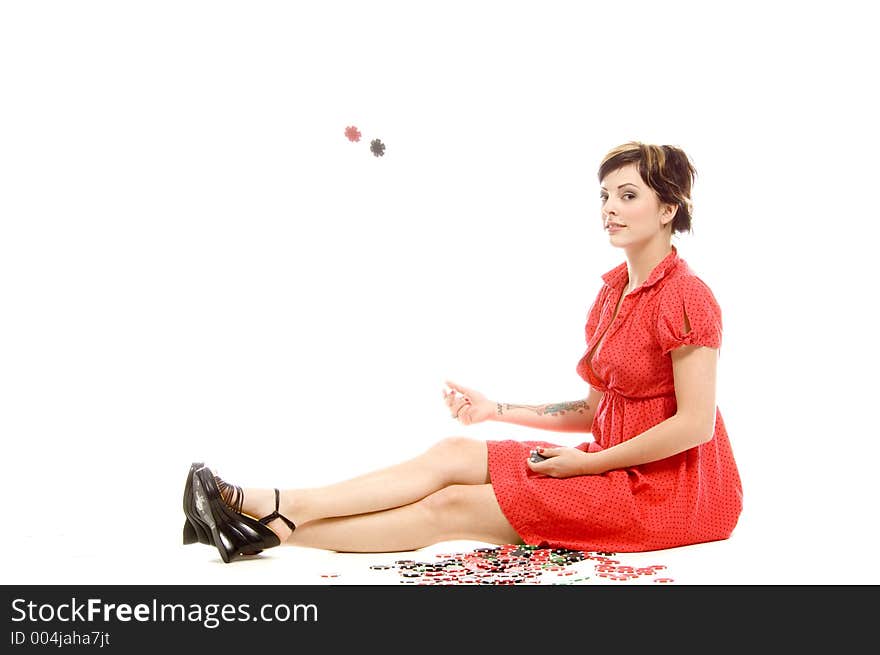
[{"x1": 5, "y1": 507, "x2": 873, "y2": 586}]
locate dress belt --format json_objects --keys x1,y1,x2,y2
[{"x1": 600, "y1": 387, "x2": 672, "y2": 402}]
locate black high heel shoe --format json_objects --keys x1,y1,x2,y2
[
  {"x1": 190, "y1": 466, "x2": 296, "y2": 563},
  {"x1": 183, "y1": 462, "x2": 256, "y2": 548},
  {"x1": 182, "y1": 464, "x2": 264, "y2": 555}
]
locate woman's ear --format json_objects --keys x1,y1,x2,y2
[{"x1": 661, "y1": 203, "x2": 678, "y2": 226}]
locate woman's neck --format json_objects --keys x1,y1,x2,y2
[{"x1": 624, "y1": 239, "x2": 673, "y2": 292}]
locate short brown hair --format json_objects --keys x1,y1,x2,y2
[{"x1": 598, "y1": 141, "x2": 698, "y2": 235}]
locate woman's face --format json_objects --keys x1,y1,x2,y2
[{"x1": 599, "y1": 163, "x2": 674, "y2": 246}]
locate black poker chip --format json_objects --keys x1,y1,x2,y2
[{"x1": 370, "y1": 138, "x2": 386, "y2": 157}]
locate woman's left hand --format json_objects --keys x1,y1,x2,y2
[{"x1": 526, "y1": 446, "x2": 601, "y2": 478}]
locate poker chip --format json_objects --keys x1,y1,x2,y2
[
  {"x1": 370, "y1": 138, "x2": 386, "y2": 157},
  {"x1": 344, "y1": 126, "x2": 361, "y2": 142}
]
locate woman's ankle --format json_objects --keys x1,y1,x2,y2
[{"x1": 236, "y1": 487, "x2": 276, "y2": 521}]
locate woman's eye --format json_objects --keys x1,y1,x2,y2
[{"x1": 599, "y1": 193, "x2": 635, "y2": 201}]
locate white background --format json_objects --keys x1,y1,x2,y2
[{"x1": 1, "y1": 0, "x2": 877, "y2": 584}]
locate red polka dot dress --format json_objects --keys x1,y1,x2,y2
[{"x1": 487, "y1": 245, "x2": 743, "y2": 552}]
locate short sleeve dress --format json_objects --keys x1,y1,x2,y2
[{"x1": 486, "y1": 245, "x2": 743, "y2": 552}]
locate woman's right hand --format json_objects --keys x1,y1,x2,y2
[{"x1": 442, "y1": 380, "x2": 494, "y2": 426}]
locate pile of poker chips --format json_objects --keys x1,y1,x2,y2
[{"x1": 368, "y1": 544, "x2": 674, "y2": 585}]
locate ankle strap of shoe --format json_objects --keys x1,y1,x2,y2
[{"x1": 257, "y1": 489, "x2": 296, "y2": 532}]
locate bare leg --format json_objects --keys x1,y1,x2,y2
[
  {"x1": 224, "y1": 437, "x2": 491, "y2": 539},
  {"x1": 287, "y1": 484, "x2": 523, "y2": 552}
]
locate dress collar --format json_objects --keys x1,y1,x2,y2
[{"x1": 600, "y1": 244, "x2": 681, "y2": 294}]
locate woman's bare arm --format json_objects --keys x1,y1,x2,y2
[{"x1": 492, "y1": 386, "x2": 604, "y2": 434}]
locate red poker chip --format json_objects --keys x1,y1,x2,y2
[{"x1": 344, "y1": 126, "x2": 361, "y2": 142}]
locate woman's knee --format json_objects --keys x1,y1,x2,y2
[
  {"x1": 427, "y1": 436, "x2": 479, "y2": 456},
  {"x1": 424, "y1": 437, "x2": 489, "y2": 484},
  {"x1": 418, "y1": 485, "x2": 520, "y2": 544},
  {"x1": 418, "y1": 485, "x2": 473, "y2": 523}
]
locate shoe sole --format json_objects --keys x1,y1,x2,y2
[{"x1": 182, "y1": 462, "x2": 208, "y2": 545}]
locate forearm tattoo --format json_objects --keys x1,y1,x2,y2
[{"x1": 496, "y1": 400, "x2": 590, "y2": 417}]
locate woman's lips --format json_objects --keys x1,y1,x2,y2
[{"x1": 607, "y1": 224, "x2": 625, "y2": 233}]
